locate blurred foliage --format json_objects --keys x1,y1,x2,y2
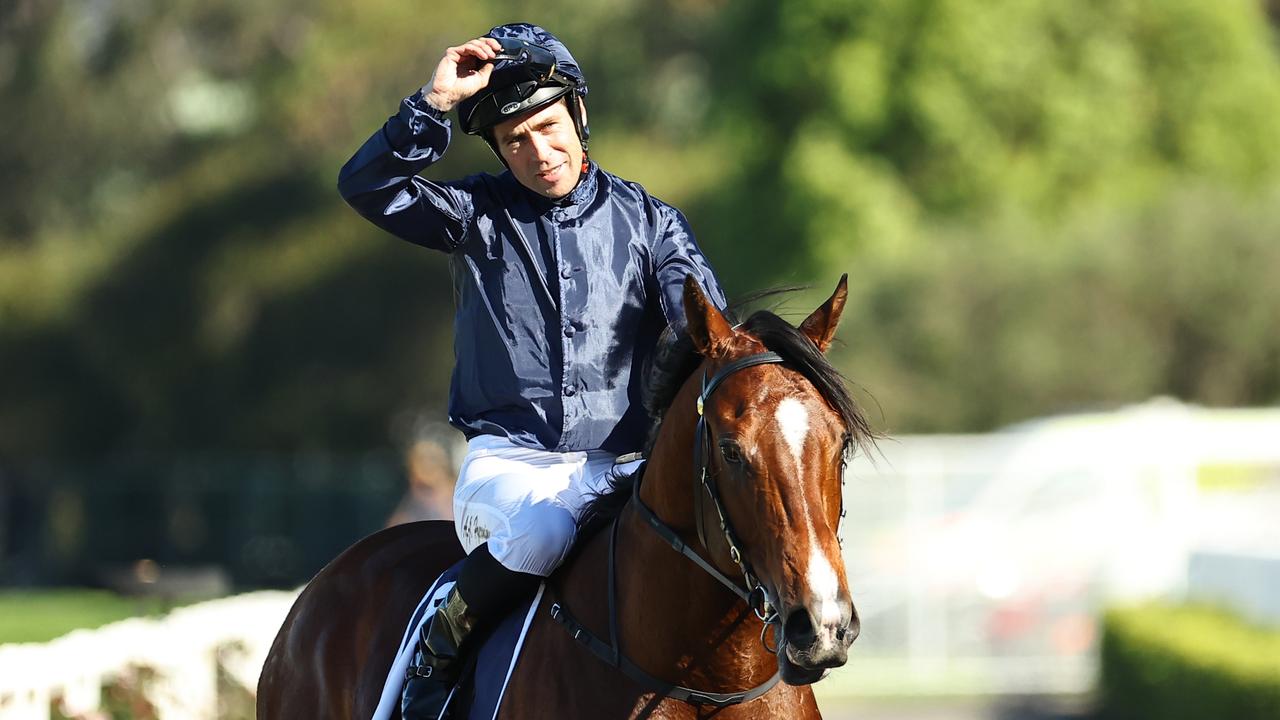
[
  {"x1": 701, "y1": 0, "x2": 1280, "y2": 276},
  {"x1": 0, "y1": 0, "x2": 1278, "y2": 459},
  {"x1": 832, "y1": 186, "x2": 1280, "y2": 431},
  {"x1": 1100, "y1": 602, "x2": 1280, "y2": 720}
]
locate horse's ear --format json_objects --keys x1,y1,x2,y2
[
  {"x1": 800, "y1": 274, "x2": 848, "y2": 353},
  {"x1": 683, "y1": 275, "x2": 734, "y2": 358}
]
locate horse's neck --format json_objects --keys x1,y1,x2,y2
[
  {"x1": 609, "y1": 385, "x2": 777, "y2": 689},
  {"x1": 609, "y1": 509, "x2": 775, "y2": 688},
  {"x1": 637, "y1": 390, "x2": 700, "y2": 527}
]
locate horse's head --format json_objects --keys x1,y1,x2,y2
[{"x1": 678, "y1": 274, "x2": 870, "y2": 685}]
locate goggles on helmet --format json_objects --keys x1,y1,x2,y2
[
  {"x1": 491, "y1": 37, "x2": 561, "y2": 76},
  {"x1": 458, "y1": 38, "x2": 583, "y2": 136}
]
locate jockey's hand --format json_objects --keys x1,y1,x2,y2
[{"x1": 421, "y1": 38, "x2": 503, "y2": 113}]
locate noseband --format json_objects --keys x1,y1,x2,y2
[{"x1": 550, "y1": 351, "x2": 790, "y2": 708}]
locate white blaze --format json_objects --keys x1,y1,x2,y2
[
  {"x1": 808, "y1": 546, "x2": 843, "y2": 624},
  {"x1": 776, "y1": 398, "x2": 809, "y2": 471},
  {"x1": 778, "y1": 399, "x2": 842, "y2": 627}
]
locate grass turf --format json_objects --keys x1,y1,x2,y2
[{"x1": 0, "y1": 589, "x2": 189, "y2": 644}]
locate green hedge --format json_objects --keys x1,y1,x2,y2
[{"x1": 1100, "y1": 603, "x2": 1280, "y2": 720}]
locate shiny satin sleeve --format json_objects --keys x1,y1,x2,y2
[
  {"x1": 336, "y1": 90, "x2": 475, "y2": 252},
  {"x1": 652, "y1": 203, "x2": 728, "y2": 331}
]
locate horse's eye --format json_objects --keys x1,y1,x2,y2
[{"x1": 719, "y1": 439, "x2": 744, "y2": 464}]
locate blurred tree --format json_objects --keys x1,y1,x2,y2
[
  {"x1": 695, "y1": 0, "x2": 1280, "y2": 430},
  {"x1": 698, "y1": 0, "x2": 1280, "y2": 283},
  {"x1": 0, "y1": 0, "x2": 495, "y2": 458},
  {"x1": 832, "y1": 188, "x2": 1280, "y2": 431}
]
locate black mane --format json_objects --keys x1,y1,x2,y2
[
  {"x1": 736, "y1": 310, "x2": 873, "y2": 447},
  {"x1": 576, "y1": 301, "x2": 875, "y2": 533}
]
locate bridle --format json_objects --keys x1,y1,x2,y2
[
  {"x1": 551, "y1": 351, "x2": 812, "y2": 707},
  {"x1": 665, "y1": 349, "x2": 850, "y2": 623},
  {"x1": 689, "y1": 352, "x2": 787, "y2": 626}
]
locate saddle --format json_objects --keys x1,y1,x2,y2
[{"x1": 370, "y1": 558, "x2": 545, "y2": 720}]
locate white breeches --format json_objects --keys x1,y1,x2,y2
[{"x1": 452, "y1": 435, "x2": 642, "y2": 577}]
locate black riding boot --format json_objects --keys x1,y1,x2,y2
[
  {"x1": 402, "y1": 585, "x2": 478, "y2": 720},
  {"x1": 401, "y1": 544, "x2": 541, "y2": 720}
]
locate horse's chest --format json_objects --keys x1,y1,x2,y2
[
  {"x1": 643, "y1": 686, "x2": 821, "y2": 720},
  {"x1": 496, "y1": 563, "x2": 823, "y2": 719},
  {"x1": 498, "y1": 629, "x2": 821, "y2": 719}
]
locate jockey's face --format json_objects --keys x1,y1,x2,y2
[{"x1": 493, "y1": 98, "x2": 585, "y2": 200}]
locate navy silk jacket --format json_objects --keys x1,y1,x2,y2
[{"x1": 338, "y1": 91, "x2": 727, "y2": 453}]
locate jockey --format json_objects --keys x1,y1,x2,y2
[{"x1": 337, "y1": 22, "x2": 726, "y2": 719}]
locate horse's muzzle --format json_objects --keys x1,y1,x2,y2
[{"x1": 777, "y1": 597, "x2": 858, "y2": 685}]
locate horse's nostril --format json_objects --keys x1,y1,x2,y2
[
  {"x1": 783, "y1": 608, "x2": 817, "y2": 648},
  {"x1": 846, "y1": 611, "x2": 861, "y2": 644}
]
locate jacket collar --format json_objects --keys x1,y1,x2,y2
[
  {"x1": 513, "y1": 161, "x2": 599, "y2": 210},
  {"x1": 559, "y1": 161, "x2": 599, "y2": 207}
]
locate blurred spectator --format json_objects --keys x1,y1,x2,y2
[{"x1": 386, "y1": 417, "x2": 457, "y2": 526}]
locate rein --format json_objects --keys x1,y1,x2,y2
[{"x1": 549, "y1": 351, "x2": 786, "y2": 708}]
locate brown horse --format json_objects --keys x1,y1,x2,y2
[{"x1": 258, "y1": 275, "x2": 873, "y2": 719}]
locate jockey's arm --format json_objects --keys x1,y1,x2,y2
[
  {"x1": 337, "y1": 90, "x2": 477, "y2": 252},
  {"x1": 651, "y1": 204, "x2": 727, "y2": 332}
]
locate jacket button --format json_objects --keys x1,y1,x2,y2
[
  {"x1": 560, "y1": 266, "x2": 573, "y2": 279},
  {"x1": 563, "y1": 385, "x2": 577, "y2": 397},
  {"x1": 563, "y1": 323, "x2": 575, "y2": 338}
]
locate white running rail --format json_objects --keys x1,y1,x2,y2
[{"x1": 0, "y1": 589, "x2": 298, "y2": 720}]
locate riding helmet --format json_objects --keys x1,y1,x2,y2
[{"x1": 456, "y1": 23, "x2": 590, "y2": 150}]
